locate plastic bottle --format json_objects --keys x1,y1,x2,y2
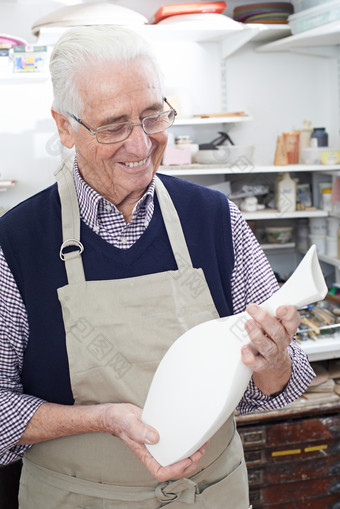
[
  {"x1": 275, "y1": 172, "x2": 297, "y2": 213},
  {"x1": 321, "y1": 188, "x2": 333, "y2": 212},
  {"x1": 283, "y1": 132, "x2": 300, "y2": 164},
  {"x1": 298, "y1": 120, "x2": 312, "y2": 163}
]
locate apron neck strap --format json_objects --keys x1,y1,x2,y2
[
  {"x1": 55, "y1": 157, "x2": 85, "y2": 284},
  {"x1": 55, "y1": 163, "x2": 194, "y2": 284},
  {"x1": 155, "y1": 176, "x2": 193, "y2": 269}
]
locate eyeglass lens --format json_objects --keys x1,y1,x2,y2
[{"x1": 96, "y1": 109, "x2": 175, "y2": 144}]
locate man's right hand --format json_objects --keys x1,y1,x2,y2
[{"x1": 102, "y1": 402, "x2": 205, "y2": 482}]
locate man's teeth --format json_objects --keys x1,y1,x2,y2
[{"x1": 124, "y1": 158, "x2": 147, "y2": 168}]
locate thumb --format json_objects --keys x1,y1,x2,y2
[
  {"x1": 144, "y1": 426, "x2": 159, "y2": 445},
  {"x1": 128, "y1": 416, "x2": 159, "y2": 445}
]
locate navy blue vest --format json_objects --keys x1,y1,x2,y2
[{"x1": 0, "y1": 174, "x2": 234, "y2": 405}]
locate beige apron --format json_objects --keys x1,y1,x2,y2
[{"x1": 19, "y1": 160, "x2": 250, "y2": 508}]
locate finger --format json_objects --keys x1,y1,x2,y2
[
  {"x1": 244, "y1": 317, "x2": 278, "y2": 360},
  {"x1": 246, "y1": 304, "x2": 290, "y2": 349},
  {"x1": 241, "y1": 343, "x2": 268, "y2": 371},
  {"x1": 276, "y1": 305, "x2": 300, "y2": 337},
  {"x1": 152, "y1": 455, "x2": 197, "y2": 482},
  {"x1": 149, "y1": 443, "x2": 207, "y2": 482}
]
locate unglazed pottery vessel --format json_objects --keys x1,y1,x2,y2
[{"x1": 142, "y1": 245, "x2": 327, "y2": 466}]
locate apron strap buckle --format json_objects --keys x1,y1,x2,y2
[
  {"x1": 60, "y1": 239, "x2": 84, "y2": 261},
  {"x1": 155, "y1": 478, "x2": 198, "y2": 504}
]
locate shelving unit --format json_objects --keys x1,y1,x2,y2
[{"x1": 160, "y1": 158, "x2": 340, "y2": 363}]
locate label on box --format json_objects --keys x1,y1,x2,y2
[
  {"x1": 12, "y1": 45, "x2": 47, "y2": 73},
  {"x1": 321, "y1": 151, "x2": 340, "y2": 165}
]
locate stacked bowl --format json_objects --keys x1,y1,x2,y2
[{"x1": 233, "y1": 2, "x2": 294, "y2": 24}]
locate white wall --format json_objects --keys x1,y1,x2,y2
[
  {"x1": 225, "y1": 43, "x2": 339, "y2": 164},
  {"x1": 0, "y1": 74, "x2": 61, "y2": 209}
]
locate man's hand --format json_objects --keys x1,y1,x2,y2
[
  {"x1": 102, "y1": 403, "x2": 205, "y2": 482},
  {"x1": 242, "y1": 304, "x2": 301, "y2": 396}
]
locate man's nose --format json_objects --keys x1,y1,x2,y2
[{"x1": 124, "y1": 123, "x2": 152, "y2": 155}]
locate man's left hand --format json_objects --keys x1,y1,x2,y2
[{"x1": 242, "y1": 304, "x2": 300, "y2": 396}]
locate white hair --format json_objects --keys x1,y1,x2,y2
[{"x1": 49, "y1": 25, "x2": 164, "y2": 119}]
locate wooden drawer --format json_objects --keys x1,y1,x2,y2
[
  {"x1": 249, "y1": 476, "x2": 340, "y2": 506},
  {"x1": 251, "y1": 492, "x2": 340, "y2": 509},
  {"x1": 244, "y1": 438, "x2": 340, "y2": 467},
  {"x1": 247, "y1": 455, "x2": 340, "y2": 486},
  {"x1": 237, "y1": 407, "x2": 340, "y2": 508},
  {"x1": 239, "y1": 415, "x2": 340, "y2": 451}
]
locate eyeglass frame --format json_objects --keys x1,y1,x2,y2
[{"x1": 67, "y1": 97, "x2": 177, "y2": 144}]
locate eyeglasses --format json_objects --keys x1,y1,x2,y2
[{"x1": 68, "y1": 98, "x2": 177, "y2": 144}]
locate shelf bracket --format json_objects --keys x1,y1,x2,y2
[{"x1": 221, "y1": 29, "x2": 257, "y2": 59}]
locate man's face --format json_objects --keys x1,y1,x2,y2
[{"x1": 64, "y1": 57, "x2": 168, "y2": 206}]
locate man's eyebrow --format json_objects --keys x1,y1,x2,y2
[{"x1": 98, "y1": 102, "x2": 164, "y2": 127}]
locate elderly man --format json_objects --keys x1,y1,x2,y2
[{"x1": 0, "y1": 25, "x2": 312, "y2": 508}]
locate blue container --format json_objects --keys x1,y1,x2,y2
[{"x1": 311, "y1": 127, "x2": 328, "y2": 147}]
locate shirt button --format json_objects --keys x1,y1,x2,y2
[
  {"x1": 105, "y1": 204, "x2": 112, "y2": 211},
  {"x1": 144, "y1": 219, "x2": 149, "y2": 227},
  {"x1": 121, "y1": 237, "x2": 127, "y2": 245},
  {"x1": 93, "y1": 225, "x2": 100, "y2": 233}
]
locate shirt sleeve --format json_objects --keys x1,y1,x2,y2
[
  {"x1": 228, "y1": 200, "x2": 314, "y2": 414},
  {"x1": 0, "y1": 247, "x2": 45, "y2": 465}
]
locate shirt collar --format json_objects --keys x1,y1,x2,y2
[{"x1": 72, "y1": 157, "x2": 156, "y2": 228}]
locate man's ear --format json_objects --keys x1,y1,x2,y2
[{"x1": 51, "y1": 109, "x2": 75, "y2": 149}]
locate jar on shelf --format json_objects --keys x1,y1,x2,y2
[
  {"x1": 175, "y1": 135, "x2": 199, "y2": 161},
  {"x1": 309, "y1": 217, "x2": 327, "y2": 236},
  {"x1": 327, "y1": 217, "x2": 340, "y2": 237},
  {"x1": 296, "y1": 220, "x2": 309, "y2": 251},
  {"x1": 311, "y1": 127, "x2": 328, "y2": 147}
]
